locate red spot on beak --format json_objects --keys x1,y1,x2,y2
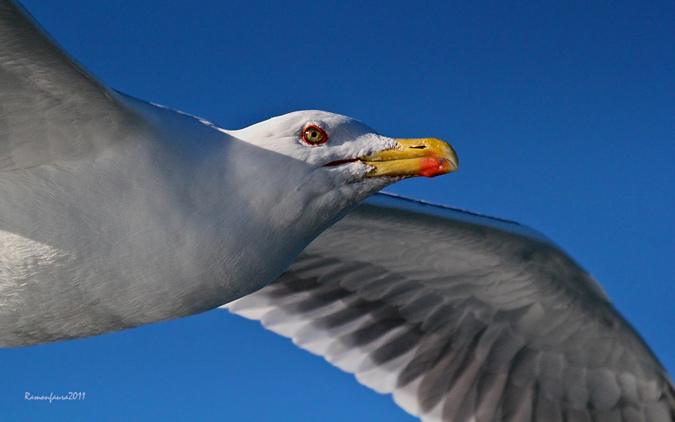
[{"x1": 418, "y1": 157, "x2": 450, "y2": 178}]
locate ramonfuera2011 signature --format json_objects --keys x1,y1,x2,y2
[{"x1": 25, "y1": 392, "x2": 85, "y2": 403}]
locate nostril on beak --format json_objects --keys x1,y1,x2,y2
[{"x1": 410, "y1": 145, "x2": 426, "y2": 149}]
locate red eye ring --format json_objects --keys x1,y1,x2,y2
[{"x1": 302, "y1": 125, "x2": 328, "y2": 145}]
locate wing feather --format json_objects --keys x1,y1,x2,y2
[
  {"x1": 0, "y1": 0, "x2": 143, "y2": 171},
  {"x1": 225, "y1": 193, "x2": 675, "y2": 421}
]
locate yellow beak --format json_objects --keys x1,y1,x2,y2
[{"x1": 361, "y1": 138, "x2": 458, "y2": 178}]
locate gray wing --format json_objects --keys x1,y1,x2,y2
[
  {"x1": 225, "y1": 192, "x2": 675, "y2": 422},
  {"x1": 0, "y1": 0, "x2": 142, "y2": 171}
]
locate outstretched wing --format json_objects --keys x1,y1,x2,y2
[
  {"x1": 0, "y1": 0, "x2": 142, "y2": 171},
  {"x1": 225, "y1": 192, "x2": 675, "y2": 422}
]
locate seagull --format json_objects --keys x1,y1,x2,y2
[
  {"x1": 1, "y1": 1, "x2": 673, "y2": 422},
  {"x1": 0, "y1": 1, "x2": 456, "y2": 346}
]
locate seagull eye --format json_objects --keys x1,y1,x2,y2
[{"x1": 302, "y1": 125, "x2": 328, "y2": 145}]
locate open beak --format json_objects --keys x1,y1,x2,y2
[{"x1": 360, "y1": 138, "x2": 458, "y2": 178}]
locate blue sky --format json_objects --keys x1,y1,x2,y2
[{"x1": 3, "y1": 1, "x2": 674, "y2": 421}]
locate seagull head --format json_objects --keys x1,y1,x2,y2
[{"x1": 230, "y1": 110, "x2": 458, "y2": 207}]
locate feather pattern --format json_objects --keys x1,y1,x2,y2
[{"x1": 225, "y1": 193, "x2": 675, "y2": 422}]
